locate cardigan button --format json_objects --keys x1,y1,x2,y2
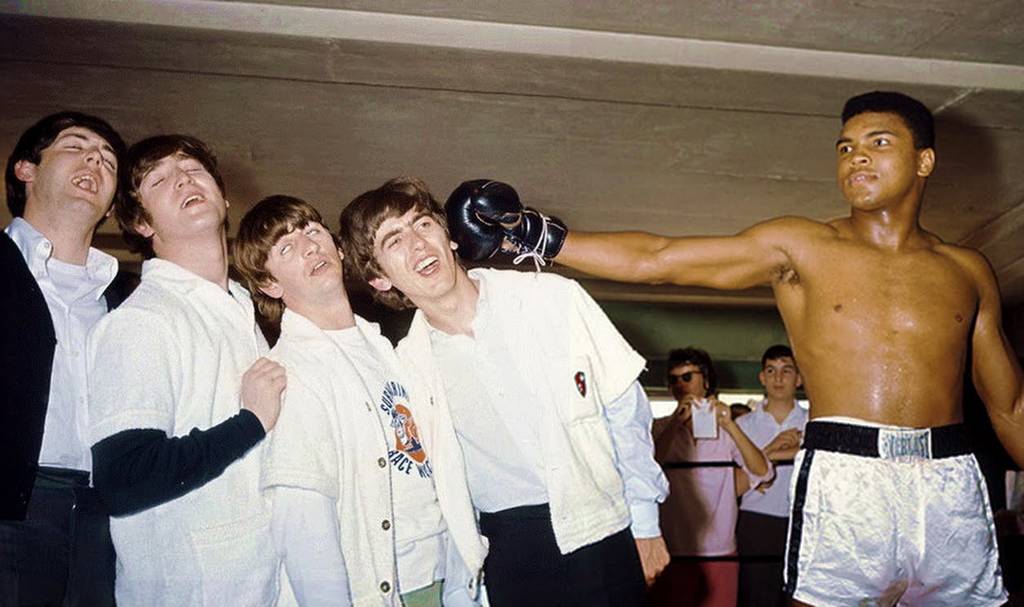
[
  {"x1": 380, "y1": 581, "x2": 391, "y2": 593},
  {"x1": 377, "y1": 457, "x2": 387, "y2": 468},
  {"x1": 381, "y1": 519, "x2": 391, "y2": 531}
]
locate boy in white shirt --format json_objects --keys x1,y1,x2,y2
[
  {"x1": 2, "y1": 111, "x2": 125, "y2": 606},
  {"x1": 338, "y1": 177, "x2": 669, "y2": 606},
  {"x1": 88, "y1": 135, "x2": 286, "y2": 606},
  {"x1": 234, "y1": 195, "x2": 476, "y2": 607},
  {"x1": 735, "y1": 344, "x2": 808, "y2": 607}
]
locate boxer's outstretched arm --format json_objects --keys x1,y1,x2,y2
[
  {"x1": 556, "y1": 217, "x2": 808, "y2": 290},
  {"x1": 968, "y1": 251, "x2": 1024, "y2": 468}
]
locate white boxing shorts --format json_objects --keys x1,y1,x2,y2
[{"x1": 783, "y1": 418, "x2": 1007, "y2": 606}]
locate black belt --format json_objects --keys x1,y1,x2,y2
[
  {"x1": 479, "y1": 503, "x2": 550, "y2": 524},
  {"x1": 34, "y1": 466, "x2": 91, "y2": 489},
  {"x1": 803, "y1": 421, "x2": 971, "y2": 460},
  {"x1": 30, "y1": 467, "x2": 108, "y2": 515}
]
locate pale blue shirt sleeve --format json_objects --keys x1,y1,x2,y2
[
  {"x1": 441, "y1": 531, "x2": 482, "y2": 606},
  {"x1": 270, "y1": 487, "x2": 352, "y2": 607},
  {"x1": 604, "y1": 380, "x2": 669, "y2": 539}
]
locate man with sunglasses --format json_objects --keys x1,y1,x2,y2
[
  {"x1": 666, "y1": 365, "x2": 706, "y2": 405},
  {"x1": 651, "y1": 347, "x2": 770, "y2": 607}
]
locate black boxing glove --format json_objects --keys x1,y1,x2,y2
[
  {"x1": 445, "y1": 180, "x2": 567, "y2": 264},
  {"x1": 444, "y1": 180, "x2": 514, "y2": 261}
]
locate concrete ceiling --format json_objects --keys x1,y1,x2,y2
[{"x1": 2, "y1": 0, "x2": 1023, "y2": 305}]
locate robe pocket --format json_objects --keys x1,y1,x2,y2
[{"x1": 189, "y1": 510, "x2": 279, "y2": 606}]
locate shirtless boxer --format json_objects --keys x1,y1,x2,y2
[{"x1": 446, "y1": 91, "x2": 1023, "y2": 606}]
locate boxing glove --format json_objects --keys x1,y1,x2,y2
[{"x1": 445, "y1": 180, "x2": 567, "y2": 263}]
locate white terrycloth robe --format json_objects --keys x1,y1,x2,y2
[
  {"x1": 261, "y1": 310, "x2": 403, "y2": 606},
  {"x1": 396, "y1": 268, "x2": 647, "y2": 576},
  {"x1": 87, "y1": 259, "x2": 277, "y2": 606}
]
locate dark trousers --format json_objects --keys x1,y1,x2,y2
[
  {"x1": 736, "y1": 510, "x2": 788, "y2": 607},
  {"x1": 0, "y1": 468, "x2": 115, "y2": 607},
  {"x1": 479, "y1": 504, "x2": 647, "y2": 606}
]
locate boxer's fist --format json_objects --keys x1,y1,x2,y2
[
  {"x1": 444, "y1": 179, "x2": 517, "y2": 260},
  {"x1": 445, "y1": 180, "x2": 567, "y2": 263}
]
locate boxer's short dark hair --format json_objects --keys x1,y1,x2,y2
[{"x1": 842, "y1": 91, "x2": 934, "y2": 150}]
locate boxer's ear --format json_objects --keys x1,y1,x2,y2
[{"x1": 916, "y1": 148, "x2": 935, "y2": 177}]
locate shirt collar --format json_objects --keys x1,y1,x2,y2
[
  {"x1": 280, "y1": 307, "x2": 381, "y2": 338},
  {"x1": 466, "y1": 267, "x2": 492, "y2": 307},
  {"x1": 6, "y1": 217, "x2": 118, "y2": 300},
  {"x1": 280, "y1": 307, "x2": 330, "y2": 343},
  {"x1": 280, "y1": 308, "x2": 390, "y2": 363},
  {"x1": 423, "y1": 267, "x2": 491, "y2": 340},
  {"x1": 784, "y1": 401, "x2": 807, "y2": 424},
  {"x1": 755, "y1": 398, "x2": 803, "y2": 422},
  {"x1": 141, "y1": 257, "x2": 246, "y2": 301}
]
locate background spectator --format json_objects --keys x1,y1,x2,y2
[
  {"x1": 735, "y1": 344, "x2": 808, "y2": 607},
  {"x1": 650, "y1": 347, "x2": 771, "y2": 607}
]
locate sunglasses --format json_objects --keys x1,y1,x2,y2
[{"x1": 667, "y1": 371, "x2": 702, "y2": 384}]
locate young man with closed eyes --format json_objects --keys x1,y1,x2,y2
[
  {"x1": 87, "y1": 135, "x2": 286, "y2": 605},
  {"x1": 1, "y1": 111, "x2": 125, "y2": 606}
]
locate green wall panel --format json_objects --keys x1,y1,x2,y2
[{"x1": 598, "y1": 301, "x2": 790, "y2": 391}]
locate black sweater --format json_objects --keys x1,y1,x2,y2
[
  {"x1": 91, "y1": 410, "x2": 265, "y2": 516},
  {"x1": 0, "y1": 232, "x2": 56, "y2": 520}
]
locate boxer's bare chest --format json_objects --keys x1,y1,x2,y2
[{"x1": 772, "y1": 238, "x2": 978, "y2": 424}]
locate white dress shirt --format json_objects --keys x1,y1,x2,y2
[
  {"x1": 399, "y1": 268, "x2": 668, "y2": 570},
  {"x1": 736, "y1": 398, "x2": 808, "y2": 518},
  {"x1": 6, "y1": 217, "x2": 116, "y2": 473},
  {"x1": 432, "y1": 324, "x2": 664, "y2": 537}
]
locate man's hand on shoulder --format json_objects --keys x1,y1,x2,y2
[
  {"x1": 241, "y1": 357, "x2": 287, "y2": 432},
  {"x1": 635, "y1": 536, "x2": 670, "y2": 586}
]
